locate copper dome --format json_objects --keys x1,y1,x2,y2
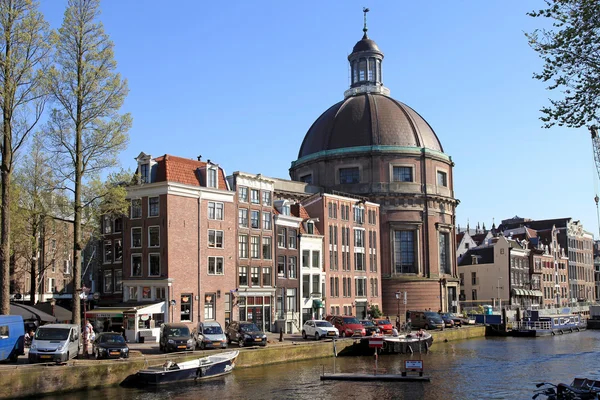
[{"x1": 297, "y1": 93, "x2": 444, "y2": 159}]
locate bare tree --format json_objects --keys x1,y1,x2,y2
[
  {"x1": 45, "y1": 0, "x2": 130, "y2": 326},
  {"x1": 0, "y1": 0, "x2": 52, "y2": 314}
]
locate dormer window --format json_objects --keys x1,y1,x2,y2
[
  {"x1": 282, "y1": 205, "x2": 290, "y2": 216},
  {"x1": 140, "y1": 163, "x2": 149, "y2": 183},
  {"x1": 207, "y1": 167, "x2": 218, "y2": 188},
  {"x1": 307, "y1": 221, "x2": 314, "y2": 234}
]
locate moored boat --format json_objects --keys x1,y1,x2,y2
[
  {"x1": 354, "y1": 331, "x2": 433, "y2": 355},
  {"x1": 511, "y1": 311, "x2": 586, "y2": 337},
  {"x1": 126, "y1": 350, "x2": 239, "y2": 386}
]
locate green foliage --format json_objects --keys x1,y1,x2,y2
[
  {"x1": 369, "y1": 304, "x2": 383, "y2": 318},
  {"x1": 526, "y1": 0, "x2": 600, "y2": 128}
]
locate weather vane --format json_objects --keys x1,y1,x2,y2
[{"x1": 363, "y1": 7, "x2": 370, "y2": 37}]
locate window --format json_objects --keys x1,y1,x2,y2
[
  {"x1": 339, "y1": 167, "x2": 359, "y2": 184},
  {"x1": 354, "y1": 229, "x2": 365, "y2": 247},
  {"x1": 299, "y1": 174, "x2": 312, "y2": 184},
  {"x1": 354, "y1": 207, "x2": 364, "y2": 224},
  {"x1": 262, "y1": 236, "x2": 272, "y2": 259},
  {"x1": 142, "y1": 286, "x2": 151, "y2": 299},
  {"x1": 131, "y1": 228, "x2": 142, "y2": 248},
  {"x1": 208, "y1": 257, "x2": 224, "y2": 275},
  {"x1": 355, "y1": 253, "x2": 365, "y2": 271},
  {"x1": 207, "y1": 168, "x2": 218, "y2": 188},
  {"x1": 288, "y1": 256, "x2": 297, "y2": 279},
  {"x1": 262, "y1": 267, "x2": 271, "y2": 286},
  {"x1": 103, "y1": 240, "x2": 112, "y2": 264},
  {"x1": 302, "y1": 250, "x2": 310, "y2": 268},
  {"x1": 149, "y1": 254, "x2": 160, "y2": 276},
  {"x1": 439, "y1": 232, "x2": 451, "y2": 274},
  {"x1": 307, "y1": 222, "x2": 314, "y2": 234},
  {"x1": 472, "y1": 289, "x2": 477, "y2": 301},
  {"x1": 204, "y1": 293, "x2": 216, "y2": 320},
  {"x1": 114, "y1": 239, "x2": 123, "y2": 262},
  {"x1": 312, "y1": 251, "x2": 320, "y2": 269},
  {"x1": 262, "y1": 212, "x2": 272, "y2": 230},
  {"x1": 238, "y1": 235, "x2": 248, "y2": 258},
  {"x1": 128, "y1": 286, "x2": 138, "y2": 301},
  {"x1": 437, "y1": 170, "x2": 448, "y2": 187},
  {"x1": 471, "y1": 272, "x2": 477, "y2": 285},
  {"x1": 104, "y1": 270, "x2": 113, "y2": 293},
  {"x1": 208, "y1": 230, "x2": 224, "y2": 248},
  {"x1": 149, "y1": 197, "x2": 159, "y2": 217},
  {"x1": 334, "y1": 277, "x2": 339, "y2": 297},
  {"x1": 114, "y1": 270, "x2": 122, "y2": 292},
  {"x1": 394, "y1": 230, "x2": 416, "y2": 274},
  {"x1": 251, "y1": 267, "x2": 259, "y2": 286},
  {"x1": 250, "y1": 189, "x2": 260, "y2": 204},
  {"x1": 180, "y1": 294, "x2": 192, "y2": 322},
  {"x1": 277, "y1": 227, "x2": 286, "y2": 248},
  {"x1": 208, "y1": 202, "x2": 224, "y2": 220},
  {"x1": 250, "y1": 236, "x2": 260, "y2": 258},
  {"x1": 131, "y1": 254, "x2": 142, "y2": 277},
  {"x1": 368, "y1": 58, "x2": 375, "y2": 81},
  {"x1": 131, "y1": 199, "x2": 142, "y2": 219},
  {"x1": 262, "y1": 191, "x2": 271, "y2": 206},
  {"x1": 393, "y1": 166, "x2": 413, "y2": 182},
  {"x1": 238, "y1": 209, "x2": 248, "y2": 228},
  {"x1": 149, "y1": 226, "x2": 160, "y2": 247},
  {"x1": 355, "y1": 277, "x2": 367, "y2": 297},
  {"x1": 250, "y1": 210, "x2": 260, "y2": 229},
  {"x1": 239, "y1": 187, "x2": 248, "y2": 202},
  {"x1": 358, "y1": 59, "x2": 366, "y2": 80},
  {"x1": 103, "y1": 215, "x2": 112, "y2": 234},
  {"x1": 281, "y1": 204, "x2": 290, "y2": 215},
  {"x1": 239, "y1": 266, "x2": 248, "y2": 286},
  {"x1": 370, "y1": 278, "x2": 378, "y2": 297},
  {"x1": 286, "y1": 288, "x2": 297, "y2": 312},
  {"x1": 140, "y1": 163, "x2": 149, "y2": 183},
  {"x1": 278, "y1": 256, "x2": 286, "y2": 277},
  {"x1": 288, "y1": 229, "x2": 297, "y2": 249}
]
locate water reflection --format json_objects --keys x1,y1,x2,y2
[{"x1": 37, "y1": 330, "x2": 600, "y2": 400}]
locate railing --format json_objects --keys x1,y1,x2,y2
[{"x1": 510, "y1": 321, "x2": 552, "y2": 331}]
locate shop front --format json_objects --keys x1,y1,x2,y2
[{"x1": 237, "y1": 293, "x2": 273, "y2": 332}]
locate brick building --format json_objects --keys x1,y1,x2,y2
[{"x1": 121, "y1": 153, "x2": 236, "y2": 335}]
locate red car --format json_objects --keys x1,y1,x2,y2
[
  {"x1": 373, "y1": 318, "x2": 394, "y2": 334},
  {"x1": 325, "y1": 315, "x2": 366, "y2": 337}
]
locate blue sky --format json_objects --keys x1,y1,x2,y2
[{"x1": 38, "y1": 1, "x2": 599, "y2": 237}]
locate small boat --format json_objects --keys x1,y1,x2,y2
[
  {"x1": 354, "y1": 331, "x2": 433, "y2": 355},
  {"x1": 511, "y1": 311, "x2": 586, "y2": 337},
  {"x1": 128, "y1": 350, "x2": 239, "y2": 386}
]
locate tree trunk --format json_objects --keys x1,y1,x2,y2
[{"x1": 0, "y1": 143, "x2": 11, "y2": 315}]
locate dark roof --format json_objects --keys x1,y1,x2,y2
[
  {"x1": 298, "y1": 94, "x2": 443, "y2": 159},
  {"x1": 10, "y1": 303, "x2": 57, "y2": 323},
  {"x1": 458, "y1": 247, "x2": 494, "y2": 266},
  {"x1": 352, "y1": 37, "x2": 381, "y2": 53},
  {"x1": 33, "y1": 302, "x2": 72, "y2": 323},
  {"x1": 498, "y1": 218, "x2": 571, "y2": 232}
]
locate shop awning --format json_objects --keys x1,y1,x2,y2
[
  {"x1": 312, "y1": 299, "x2": 324, "y2": 309},
  {"x1": 32, "y1": 302, "x2": 72, "y2": 323},
  {"x1": 512, "y1": 288, "x2": 525, "y2": 296},
  {"x1": 531, "y1": 290, "x2": 543, "y2": 297},
  {"x1": 10, "y1": 303, "x2": 57, "y2": 323}
]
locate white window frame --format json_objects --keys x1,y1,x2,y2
[
  {"x1": 114, "y1": 270, "x2": 123, "y2": 293},
  {"x1": 148, "y1": 226, "x2": 160, "y2": 248},
  {"x1": 208, "y1": 256, "x2": 224, "y2": 275},
  {"x1": 131, "y1": 199, "x2": 142, "y2": 219},
  {"x1": 208, "y1": 202, "x2": 224, "y2": 220},
  {"x1": 239, "y1": 187, "x2": 248, "y2": 202},
  {"x1": 131, "y1": 254, "x2": 143, "y2": 277},
  {"x1": 148, "y1": 253, "x2": 161, "y2": 277},
  {"x1": 104, "y1": 270, "x2": 113, "y2": 293},
  {"x1": 103, "y1": 240, "x2": 112, "y2": 264},
  {"x1": 207, "y1": 167, "x2": 218, "y2": 188},
  {"x1": 250, "y1": 189, "x2": 260, "y2": 204},
  {"x1": 208, "y1": 229, "x2": 224, "y2": 248},
  {"x1": 262, "y1": 191, "x2": 272, "y2": 206},
  {"x1": 262, "y1": 212, "x2": 272, "y2": 230}
]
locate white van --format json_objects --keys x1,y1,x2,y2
[{"x1": 28, "y1": 324, "x2": 81, "y2": 363}]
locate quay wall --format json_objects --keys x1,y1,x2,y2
[{"x1": 0, "y1": 326, "x2": 485, "y2": 399}]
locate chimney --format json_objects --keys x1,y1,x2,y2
[{"x1": 197, "y1": 155, "x2": 202, "y2": 161}]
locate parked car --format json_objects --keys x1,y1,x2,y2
[
  {"x1": 440, "y1": 314, "x2": 455, "y2": 328},
  {"x1": 359, "y1": 320, "x2": 380, "y2": 336},
  {"x1": 454, "y1": 313, "x2": 476, "y2": 325},
  {"x1": 226, "y1": 321, "x2": 267, "y2": 347},
  {"x1": 408, "y1": 310, "x2": 444, "y2": 330},
  {"x1": 373, "y1": 318, "x2": 394, "y2": 334},
  {"x1": 159, "y1": 323, "x2": 194, "y2": 353},
  {"x1": 441, "y1": 313, "x2": 462, "y2": 327},
  {"x1": 92, "y1": 332, "x2": 129, "y2": 359},
  {"x1": 302, "y1": 320, "x2": 339, "y2": 340},
  {"x1": 0, "y1": 315, "x2": 24, "y2": 362},
  {"x1": 28, "y1": 323, "x2": 81, "y2": 363},
  {"x1": 194, "y1": 321, "x2": 228, "y2": 350},
  {"x1": 325, "y1": 315, "x2": 366, "y2": 337}
]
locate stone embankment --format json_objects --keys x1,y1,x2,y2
[{"x1": 0, "y1": 325, "x2": 485, "y2": 399}]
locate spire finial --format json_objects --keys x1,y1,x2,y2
[{"x1": 362, "y1": 7, "x2": 370, "y2": 38}]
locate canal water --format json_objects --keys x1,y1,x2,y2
[{"x1": 39, "y1": 330, "x2": 600, "y2": 400}]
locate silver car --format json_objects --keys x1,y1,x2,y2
[{"x1": 195, "y1": 321, "x2": 228, "y2": 350}]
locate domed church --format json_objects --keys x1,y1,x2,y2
[{"x1": 289, "y1": 10, "x2": 460, "y2": 317}]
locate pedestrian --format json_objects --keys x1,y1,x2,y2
[
  {"x1": 103, "y1": 318, "x2": 111, "y2": 333},
  {"x1": 83, "y1": 319, "x2": 94, "y2": 358},
  {"x1": 391, "y1": 326, "x2": 399, "y2": 337}
]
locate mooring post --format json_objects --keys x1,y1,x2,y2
[{"x1": 279, "y1": 327, "x2": 284, "y2": 342}]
